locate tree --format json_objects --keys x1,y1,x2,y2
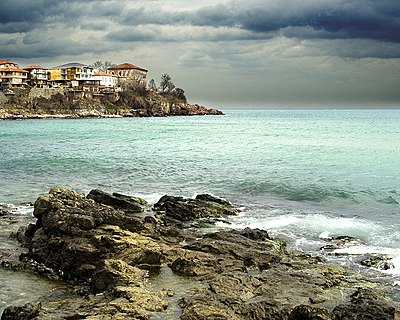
[
  {"x1": 147, "y1": 79, "x2": 157, "y2": 91},
  {"x1": 160, "y1": 73, "x2": 174, "y2": 93},
  {"x1": 90, "y1": 61, "x2": 115, "y2": 72},
  {"x1": 104, "y1": 61, "x2": 114, "y2": 71},
  {"x1": 174, "y1": 88, "x2": 186, "y2": 102},
  {"x1": 91, "y1": 61, "x2": 103, "y2": 71}
]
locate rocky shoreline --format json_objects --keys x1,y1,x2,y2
[
  {"x1": 1, "y1": 187, "x2": 399, "y2": 319},
  {"x1": 0, "y1": 88, "x2": 223, "y2": 119}
]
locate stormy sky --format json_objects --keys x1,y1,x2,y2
[{"x1": 1, "y1": 0, "x2": 400, "y2": 108}]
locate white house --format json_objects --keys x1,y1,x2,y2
[
  {"x1": 24, "y1": 66, "x2": 49, "y2": 87},
  {"x1": 92, "y1": 72, "x2": 118, "y2": 88}
]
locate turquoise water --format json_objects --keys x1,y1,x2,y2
[{"x1": 1, "y1": 110, "x2": 400, "y2": 278}]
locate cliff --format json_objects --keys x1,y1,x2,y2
[{"x1": 0, "y1": 88, "x2": 223, "y2": 119}]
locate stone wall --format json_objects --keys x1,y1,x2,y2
[
  {"x1": 28, "y1": 87, "x2": 65, "y2": 100},
  {"x1": 0, "y1": 92, "x2": 7, "y2": 104}
]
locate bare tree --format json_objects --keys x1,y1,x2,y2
[
  {"x1": 160, "y1": 73, "x2": 173, "y2": 92},
  {"x1": 91, "y1": 61, "x2": 115, "y2": 72}
]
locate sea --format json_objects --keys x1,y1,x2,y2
[{"x1": 1, "y1": 109, "x2": 400, "y2": 310}]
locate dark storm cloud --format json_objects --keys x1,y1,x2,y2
[
  {"x1": 2, "y1": 0, "x2": 399, "y2": 42},
  {"x1": 115, "y1": 1, "x2": 400, "y2": 43},
  {"x1": 1, "y1": 0, "x2": 400, "y2": 60},
  {"x1": 0, "y1": 0, "x2": 121, "y2": 33},
  {"x1": 235, "y1": 2, "x2": 400, "y2": 42}
]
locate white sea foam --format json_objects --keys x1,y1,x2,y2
[{"x1": 0, "y1": 203, "x2": 34, "y2": 216}]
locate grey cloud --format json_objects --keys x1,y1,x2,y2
[
  {"x1": 116, "y1": 1, "x2": 400, "y2": 43},
  {"x1": 2, "y1": 0, "x2": 400, "y2": 43},
  {"x1": 1, "y1": 0, "x2": 400, "y2": 61}
]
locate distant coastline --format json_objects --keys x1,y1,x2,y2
[{"x1": 0, "y1": 87, "x2": 223, "y2": 120}]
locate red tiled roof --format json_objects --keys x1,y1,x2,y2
[
  {"x1": 24, "y1": 65, "x2": 45, "y2": 70},
  {"x1": 0, "y1": 60, "x2": 18, "y2": 67},
  {"x1": 0, "y1": 65, "x2": 28, "y2": 73},
  {"x1": 108, "y1": 63, "x2": 148, "y2": 72}
]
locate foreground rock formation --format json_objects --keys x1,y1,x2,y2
[
  {"x1": 1, "y1": 187, "x2": 398, "y2": 319},
  {"x1": 0, "y1": 88, "x2": 223, "y2": 119}
]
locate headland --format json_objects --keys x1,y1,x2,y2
[{"x1": 0, "y1": 87, "x2": 223, "y2": 119}]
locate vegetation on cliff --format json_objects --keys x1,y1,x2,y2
[{"x1": 0, "y1": 77, "x2": 222, "y2": 119}]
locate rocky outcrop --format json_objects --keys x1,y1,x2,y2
[
  {"x1": 1, "y1": 187, "x2": 398, "y2": 319},
  {"x1": 154, "y1": 194, "x2": 239, "y2": 225},
  {"x1": 0, "y1": 88, "x2": 223, "y2": 119}
]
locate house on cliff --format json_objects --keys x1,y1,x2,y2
[
  {"x1": 0, "y1": 59, "x2": 149, "y2": 93},
  {"x1": 0, "y1": 60, "x2": 28, "y2": 88},
  {"x1": 92, "y1": 72, "x2": 118, "y2": 88},
  {"x1": 50, "y1": 63, "x2": 96, "y2": 88},
  {"x1": 107, "y1": 63, "x2": 148, "y2": 86},
  {"x1": 24, "y1": 66, "x2": 49, "y2": 88}
]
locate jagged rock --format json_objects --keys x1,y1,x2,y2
[
  {"x1": 0, "y1": 87, "x2": 224, "y2": 119},
  {"x1": 86, "y1": 189, "x2": 146, "y2": 213},
  {"x1": 22, "y1": 187, "x2": 161, "y2": 282},
  {"x1": 3, "y1": 188, "x2": 399, "y2": 319},
  {"x1": 91, "y1": 259, "x2": 148, "y2": 291},
  {"x1": 320, "y1": 235, "x2": 364, "y2": 253},
  {"x1": 289, "y1": 305, "x2": 332, "y2": 320},
  {"x1": 358, "y1": 254, "x2": 394, "y2": 270},
  {"x1": 1, "y1": 302, "x2": 44, "y2": 320},
  {"x1": 154, "y1": 194, "x2": 239, "y2": 223},
  {"x1": 235, "y1": 227, "x2": 272, "y2": 241},
  {"x1": 332, "y1": 287, "x2": 395, "y2": 320},
  {"x1": 183, "y1": 229, "x2": 284, "y2": 271},
  {"x1": 169, "y1": 249, "x2": 221, "y2": 276}
]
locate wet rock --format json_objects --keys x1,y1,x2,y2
[
  {"x1": 91, "y1": 259, "x2": 148, "y2": 291},
  {"x1": 87, "y1": 189, "x2": 146, "y2": 213},
  {"x1": 320, "y1": 235, "x2": 363, "y2": 253},
  {"x1": 289, "y1": 304, "x2": 332, "y2": 320},
  {"x1": 22, "y1": 188, "x2": 160, "y2": 282},
  {"x1": 332, "y1": 287, "x2": 396, "y2": 320},
  {"x1": 358, "y1": 254, "x2": 394, "y2": 270},
  {"x1": 170, "y1": 249, "x2": 220, "y2": 276},
  {"x1": 1, "y1": 302, "x2": 44, "y2": 320},
  {"x1": 331, "y1": 235, "x2": 363, "y2": 247},
  {"x1": 3, "y1": 188, "x2": 399, "y2": 319},
  {"x1": 235, "y1": 227, "x2": 271, "y2": 241},
  {"x1": 154, "y1": 194, "x2": 239, "y2": 223},
  {"x1": 183, "y1": 229, "x2": 284, "y2": 271}
]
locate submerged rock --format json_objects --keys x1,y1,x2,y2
[{"x1": 358, "y1": 254, "x2": 394, "y2": 271}]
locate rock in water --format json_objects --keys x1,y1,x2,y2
[
  {"x1": 3, "y1": 188, "x2": 398, "y2": 319},
  {"x1": 154, "y1": 194, "x2": 239, "y2": 223},
  {"x1": 333, "y1": 287, "x2": 396, "y2": 320},
  {"x1": 86, "y1": 189, "x2": 146, "y2": 213},
  {"x1": 1, "y1": 303, "x2": 44, "y2": 320},
  {"x1": 24, "y1": 187, "x2": 161, "y2": 282}
]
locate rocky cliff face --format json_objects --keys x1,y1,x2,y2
[
  {"x1": 1, "y1": 187, "x2": 398, "y2": 319},
  {"x1": 0, "y1": 88, "x2": 223, "y2": 119}
]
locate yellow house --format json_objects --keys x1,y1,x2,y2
[{"x1": 49, "y1": 68, "x2": 63, "y2": 81}]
